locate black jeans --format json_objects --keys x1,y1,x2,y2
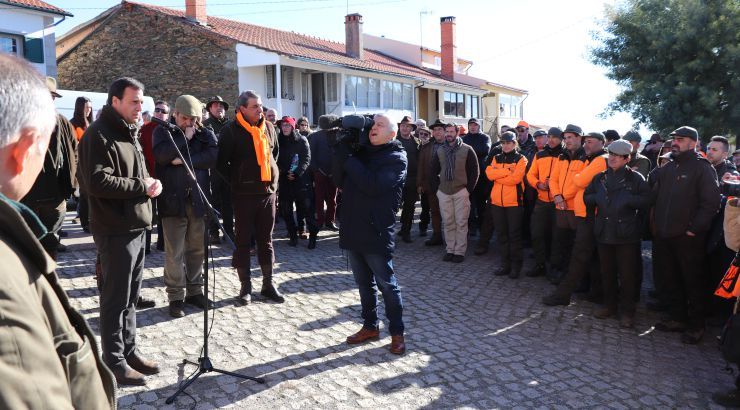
[
  {"x1": 599, "y1": 242, "x2": 641, "y2": 315},
  {"x1": 419, "y1": 192, "x2": 430, "y2": 230},
  {"x1": 468, "y1": 180, "x2": 490, "y2": 233},
  {"x1": 232, "y1": 194, "x2": 276, "y2": 269},
  {"x1": 399, "y1": 185, "x2": 419, "y2": 234},
  {"x1": 556, "y1": 217, "x2": 601, "y2": 298},
  {"x1": 530, "y1": 200, "x2": 555, "y2": 266},
  {"x1": 280, "y1": 184, "x2": 318, "y2": 238},
  {"x1": 94, "y1": 231, "x2": 145, "y2": 370},
  {"x1": 29, "y1": 199, "x2": 66, "y2": 259},
  {"x1": 654, "y1": 233, "x2": 707, "y2": 329},
  {"x1": 491, "y1": 205, "x2": 524, "y2": 268}
]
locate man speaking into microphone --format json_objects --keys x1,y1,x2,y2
[{"x1": 153, "y1": 95, "x2": 218, "y2": 318}]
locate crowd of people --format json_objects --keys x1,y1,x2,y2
[{"x1": 2, "y1": 50, "x2": 740, "y2": 405}]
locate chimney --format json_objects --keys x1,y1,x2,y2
[
  {"x1": 440, "y1": 16, "x2": 456, "y2": 80},
  {"x1": 185, "y1": 0, "x2": 207, "y2": 25},
  {"x1": 345, "y1": 13, "x2": 364, "y2": 60}
]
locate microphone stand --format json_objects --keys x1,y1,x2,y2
[{"x1": 156, "y1": 122, "x2": 265, "y2": 406}]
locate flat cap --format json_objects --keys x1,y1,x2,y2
[
  {"x1": 670, "y1": 126, "x2": 699, "y2": 141},
  {"x1": 585, "y1": 131, "x2": 605, "y2": 142},
  {"x1": 561, "y1": 124, "x2": 583, "y2": 137},
  {"x1": 623, "y1": 130, "x2": 642, "y2": 143},
  {"x1": 608, "y1": 139, "x2": 632, "y2": 156}
]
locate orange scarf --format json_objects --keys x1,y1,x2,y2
[{"x1": 235, "y1": 112, "x2": 272, "y2": 182}]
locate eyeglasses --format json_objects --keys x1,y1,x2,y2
[{"x1": 154, "y1": 108, "x2": 169, "y2": 114}]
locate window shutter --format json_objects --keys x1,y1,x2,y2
[
  {"x1": 281, "y1": 66, "x2": 295, "y2": 100},
  {"x1": 265, "y1": 65, "x2": 275, "y2": 99},
  {"x1": 23, "y1": 37, "x2": 43, "y2": 63}
]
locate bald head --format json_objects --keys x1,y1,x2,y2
[{"x1": 0, "y1": 54, "x2": 57, "y2": 199}]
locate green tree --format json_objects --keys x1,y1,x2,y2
[{"x1": 591, "y1": 0, "x2": 739, "y2": 140}]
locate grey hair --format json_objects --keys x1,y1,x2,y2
[
  {"x1": 374, "y1": 113, "x2": 398, "y2": 134},
  {"x1": 237, "y1": 90, "x2": 261, "y2": 108},
  {"x1": 0, "y1": 54, "x2": 56, "y2": 148}
]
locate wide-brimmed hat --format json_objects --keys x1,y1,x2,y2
[
  {"x1": 429, "y1": 119, "x2": 446, "y2": 130},
  {"x1": 46, "y1": 76, "x2": 62, "y2": 98},
  {"x1": 398, "y1": 115, "x2": 417, "y2": 130},
  {"x1": 206, "y1": 95, "x2": 229, "y2": 111}
]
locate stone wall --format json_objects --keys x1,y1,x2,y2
[{"x1": 58, "y1": 4, "x2": 239, "y2": 111}]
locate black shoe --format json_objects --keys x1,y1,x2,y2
[
  {"x1": 494, "y1": 266, "x2": 511, "y2": 276},
  {"x1": 136, "y1": 296, "x2": 156, "y2": 309},
  {"x1": 442, "y1": 253, "x2": 454, "y2": 262},
  {"x1": 56, "y1": 243, "x2": 67, "y2": 252},
  {"x1": 401, "y1": 233, "x2": 413, "y2": 243},
  {"x1": 156, "y1": 240, "x2": 164, "y2": 251},
  {"x1": 261, "y1": 282, "x2": 285, "y2": 303},
  {"x1": 419, "y1": 226, "x2": 428, "y2": 237},
  {"x1": 185, "y1": 294, "x2": 212, "y2": 309},
  {"x1": 237, "y1": 281, "x2": 252, "y2": 306},
  {"x1": 681, "y1": 328, "x2": 704, "y2": 344},
  {"x1": 526, "y1": 264, "x2": 546, "y2": 277},
  {"x1": 325, "y1": 222, "x2": 339, "y2": 231},
  {"x1": 542, "y1": 293, "x2": 570, "y2": 306},
  {"x1": 58, "y1": 229, "x2": 69, "y2": 238},
  {"x1": 451, "y1": 255, "x2": 464, "y2": 263},
  {"x1": 425, "y1": 236, "x2": 443, "y2": 246},
  {"x1": 508, "y1": 265, "x2": 522, "y2": 279},
  {"x1": 646, "y1": 301, "x2": 669, "y2": 312},
  {"x1": 308, "y1": 235, "x2": 317, "y2": 249},
  {"x1": 473, "y1": 245, "x2": 488, "y2": 255},
  {"x1": 654, "y1": 319, "x2": 686, "y2": 332},
  {"x1": 712, "y1": 389, "x2": 740, "y2": 407},
  {"x1": 82, "y1": 225, "x2": 90, "y2": 233},
  {"x1": 169, "y1": 300, "x2": 185, "y2": 318},
  {"x1": 288, "y1": 235, "x2": 298, "y2": 247}
]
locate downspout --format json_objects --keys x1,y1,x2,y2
[{"x1": 519, "y1": 93, "x2": 529, "y2": 119}]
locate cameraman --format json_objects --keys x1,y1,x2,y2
[{"x1": 334, "y1": 114, "x2": 408, "y2": 355}]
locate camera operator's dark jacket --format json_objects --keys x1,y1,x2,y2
[
  {"x1": 651, "y1": 149, "x2": 720, "y2": 238},
  {"x1": 277, "y1": 129, "x2": 311, "y2": 191},
  {"x1": 397, "y1": 135, "x2": 419, "y2": 188},
  {"x1": 153, "y1": 125, "x2": 218, "y2": 218},
  {"x1": 338, "y1": 140, "x2": 407, "y2": 256},
  {"x1": 462, "y1": 132, "x2": 492, "y2": 181},
  {"x1": 706, "y1": 160, "x2": 738, "y2": 253},
  {"x1": 583, "y1": 166, "x2": 651, "y2": 244},
  {"x1": 217, "y1": 117, "x2": 279, "y2": 196},
  {"x1": 77, "y1": 105, "x2": 152, "y2": 235},
  {"x1": 308, "y1": 129, "x2": 334, "y2": 176}
]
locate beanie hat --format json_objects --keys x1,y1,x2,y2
[{"x1": 175, "y1": 95, "x2": 203, "y2": 117}]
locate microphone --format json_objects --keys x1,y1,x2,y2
[{"x1": 151, "y1": 116, "x2": 178, "y2": 130}]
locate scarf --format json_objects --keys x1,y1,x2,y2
[
  {"x1": 235, "y1": 112, "x2": 272, "y2": 182},
  {"x1": 443, "y1": 137, "x2": 462, "y2": 181}
]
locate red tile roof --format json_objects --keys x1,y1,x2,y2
[
  {"x1": 0, "y1": 0, "x2": 71, "y2": 16},
  {"x1": 126, "y1": 1, "x2": 480, "y2": 91}
]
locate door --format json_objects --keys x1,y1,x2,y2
[
  {"x1": 311, "y1": 73, "x2": 326, "y2": 125},
  {"x1": 417, "y1": 88, "x2": 429, "y2": 123}
]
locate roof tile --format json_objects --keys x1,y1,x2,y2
[{"x1": 1, "y1": 0, "x2": 71, "y2": 16}]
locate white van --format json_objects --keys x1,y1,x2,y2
[{"x1": 53, "y1": 89, "x2": 155, "y2": 123}]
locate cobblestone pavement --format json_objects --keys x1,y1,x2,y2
[{"x1": 56, "y1": 212, "x2": 731, "y2": 409}]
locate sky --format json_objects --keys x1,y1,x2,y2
[{"x1": 49, "y1": 0, "x2": 649, "y2": 135}]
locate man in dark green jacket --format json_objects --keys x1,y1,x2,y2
[
  {"x1": 0, "y1": 53, "x2": 115, "y2": 408},
  {"x1": 78, "y1": 77, "x2": 163, "y2": 386}
]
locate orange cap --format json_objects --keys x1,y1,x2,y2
[{"x1": 516, "y1": 120, "x2": 529, "y2": 128}]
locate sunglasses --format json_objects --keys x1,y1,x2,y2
[
  {"x1": 298, "y1": 123, "x2": 308, "y2": 127},
  {"x1": 516, "y1": 127, "x2": 526, "y2": 132},
  {"x1": 154, "y1": 108, "x2": 169, "y2": 114},
  {"x1": 418, "y1": 132, "x2": 430, "y2": 137}
]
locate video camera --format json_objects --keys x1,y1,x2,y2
[{"x1": 328, "y1": 114, "x2": 374, "y2": 152}]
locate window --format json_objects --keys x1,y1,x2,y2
[
  {"x1": 0, "y1": 35, "x2": 19, "y2": 55},
  {"x1": 281, "y1": 66, "x2": 295, "y2": 100},
  {"x1": 344, "y1": 75, "x2": 381, "y2": 108},
  {"x1": 326, "y1": 73, "x2": 338, "y2": 102},
  {"x1": 383, "y1": 80, "x2": 392, "y2": 108},
  {"x1": 499, "y1": 94, "x2": 522, "y2": 118},
  {"x1": 265, "y1": 65, "x2": 276, "y2": 99},
  {"x1": 444, "y1": 91, "x2": 465, "y2": 117},
  {"x1": 467, "y1": 95, "x2": 479, "y2": 119},
  {"x1": 402, "y1": 83, "x2": 413, "y2": 110}
]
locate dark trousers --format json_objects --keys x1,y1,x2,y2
[
  {"x1": 477, "y1": 202, "x2": 495, "y2": 245},
  {"x1": 313, "y1": 171, "x2": 337, "y2": 226},
  {"x1": 654, "y1": 233, "x2": 707, "y2": 329},
  {"x1": 348, "y1": 251, "x2": 404, "y2": 336},
  {"x1": 399, "y1": 185, "x2": 419, "y2": 234},
  {"x1": 468, "y1": 180, "x2": 490, "y2": 233},
  {"x1": 78, "y1": 192, "x2": 89, "y2": 229},
  {"x1": 556, "y1": 217, "x2": 601, "y2": 298},
  {"x1": 552, "y1": 210, "x2": 577, "y2": 271},
  {"x1": 29, "y1": 199, "x2": 66, "y2": 259},
  {"x1": 426, "y1": 191, "x2": 442, "y2": 237},
  {"x1": 530, "y1": 200, "x2": 555, "y2": 266},
  {"x1": 280, "y1": 186, "x2": 319, "y2": 237},
  {"x1": 491, "y1": 205, "x2": 524, "y2": 268},
  {"x1": 599, "y1": 242, "x2": 640, "y2": 315},
  {"x1": 232, "y1": 194, "x2": 275, "y2": 269},
  {"x1": 419, "y1": 192, "x2": 430, "y2": 230},
  {"x1": 94, "y1": 231, "x2": 145, "y2": 370},
  {"x1": 210, "y1": 177, "x2": 234, "y2": 238}
]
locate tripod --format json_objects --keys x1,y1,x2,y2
[{"x1": 158, "y1": 122, "x2": 265, "y2": 405}]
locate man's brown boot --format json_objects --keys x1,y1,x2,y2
[
  {"x1": 112, "y1": 365, "x2": 146, "y2": 386},
  {"x1": 236, "y1": 267, "x2": 252, "y2": 306},
  {"x1": 389, "y1": 335, "x2": 406, "y2": 355},
  {"x1": 346, "y1": 327, "x2": 380, "y2": 344},
  {"x1": 126, "y1": 354, "x2": 160, "y2": 375},
  {"x1": 260, "y1": 265, "x2": 285, "y2": 303}
]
